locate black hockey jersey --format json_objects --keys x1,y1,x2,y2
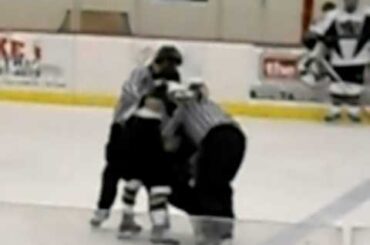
[{"x1": 137, "y1": 81, "x2": 178, "y2": 118}]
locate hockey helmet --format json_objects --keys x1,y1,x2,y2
[{"x1": 154, "y1": 45, "x2": 183, "y2": 66}]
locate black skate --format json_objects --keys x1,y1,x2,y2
[
  {"x1": 220, "y1": 238, "x2": 233, "y2": 245},
  {"x1": 324, "y1": 113, "x2": 341, "y2": 123},
  {"x1": 348, "y1": 113, "x2": 362, "y2": 123},
  {"x1": 118, "y1": 213, "x2": 142, "y2": 239},
  {"x1": 90, "y1": 209, "x2": 109, "y2": 228},
  {"x1": 150, "y1": 225, "x2": 180, "y2": 245}
]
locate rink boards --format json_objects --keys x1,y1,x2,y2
[
  {"x1": 0, "y1": 89, "x2": 330, "y2": 121},
  {"x1": 1, "y1": 31, "x2": 370, "y2": 123}
]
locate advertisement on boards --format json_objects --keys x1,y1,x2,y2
[
  {"x1": 249, "y1": 48, "x2": 330, "y2": 103},
  {"x1": 0, "y1": 32, "x2": 72, "y2": 90}
]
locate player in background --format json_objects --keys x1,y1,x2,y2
[
  {"x1": 90, "y1": 45, "x2": 183, "y2": 227},
  {"x1": 302, "y1": 0, "x2": 370, "y2": 122},
  {"x1": 163, "y1": 81, "x2": 247, "y2": 245}
]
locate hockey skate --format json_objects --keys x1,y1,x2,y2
[
  {"x1": 324, "y1": 113, "x2": 341, "y2": 123},
  {"x1": 90, "y1": 209, "x2": 109, "y2": 227},
  {"x1": 220, "y1": 238, "x2": 233, "y2": 245},
  {"x1": 150, "y1": 225, "x2": 180, "y2": 245},
  {"x1": 118, "y1": 213, "x2": 142, "y2": 239},
  {"x1": 348, "y1": 113, "x2": 362, "y2": 123},
  {"x1": 192, "y1": 217, "x2": 234, "y2": 245}
]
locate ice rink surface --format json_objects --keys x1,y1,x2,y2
[{"x1": 0, "y1": 101, "x2": 370, "y2": 244}]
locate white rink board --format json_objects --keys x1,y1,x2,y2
[
  {"x1": 0, "y1": 202, "x2": 343, "y2": 245},
  {"x1": 0, "y1": 31, "x2": 262, "y2": 101}
]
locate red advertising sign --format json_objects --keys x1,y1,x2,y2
[{"x1": 261, "y1": 52, "x2": 301, "y2": 81}]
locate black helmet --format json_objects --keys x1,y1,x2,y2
[
  {"x1": 321, "y1": 1, "x2": 336, "y2": 13},
  {"x1": 154, "y1": 45, "x2": 183, "y2": 66}
]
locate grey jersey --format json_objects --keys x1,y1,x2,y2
[
  {"x1": 163, "y1": 99, "x2": 238, "y2": 146},
  {"x1": 113, "y1": 66, "x2": 155, "y2": 123}
]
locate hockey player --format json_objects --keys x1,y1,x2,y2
[
  {"x1": 117, "y1": 80, "x2": 184, "y2": 244},
  {"x1": 303, "y1": 0, "x2": 370, "y2": 122},
  {"x1": 90, "y1": 45, "x2": 183, "y2": 227},
  {"x1": 163, "y1": 81, "x2": 247, "y2": 245}
]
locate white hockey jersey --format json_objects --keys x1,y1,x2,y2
[{"x1": 310, "y1": 7, "x2": 370, "y2": 67}]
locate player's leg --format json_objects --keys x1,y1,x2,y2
[
  {"x1": 194, "y1": 125, "x2": 246, "y2": 244},
  {"x1": 91, "y1": 123, "x2": 125, "y2": 227},
  {"x1": 90, "y1": 166, "x2": 119, "y2": 227},
  {"x1": 330, "y1": 66, "x2": 365, "y2": 123},
  {"x1": 346, "y1": 94, "x2": 362, "y2": 122},
  {"x1": 118, "y1": 179, "x2": 143, "y2": 238},
  {"x1": 136, "y1": 117, "x2": 179, "y2": 244},
  {"x1": 325, "y1": 91, "x2": 343, "y2": 122},
  {"x1": 117, "y1": 117, "x2": 147, "y2": 237},
  {"x1": 149, "y1": 185, "x2": 179, "y2": 245},
  {"x1": 325, "y1": 66, "x2": 350, "y2": 122},
  {"x1": 340, "y1": 66, "x2": 365, "y2": 122}
]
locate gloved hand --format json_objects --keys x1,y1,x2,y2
[
  {"x1": 298, "y1": 55, "x2": 321, "y2": 87},
  {"x1": 167, "y1": 82, "x2": 195, "y2": 102}
]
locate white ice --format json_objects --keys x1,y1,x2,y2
[{"x1": 0, "y1": 101, "x2": 370, "y2": 231}]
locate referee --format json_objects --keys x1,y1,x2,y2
[{"x1": 164, "y1": 82, "x2": 247, "y2": 244}]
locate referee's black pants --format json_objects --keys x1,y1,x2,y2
[
  {"x1": 195, "y1": 125, "x2": 246, "y2": 218},
  {"x1": 170, "y1": 124, "x2": 246, "y2": 237}
]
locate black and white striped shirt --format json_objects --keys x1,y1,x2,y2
[
  {"x1": 163, "y1": 99, "x2": 238, "y2": 146},
  {"x1": 113, "y1": 66, "x2": 155, "y2": 123}
]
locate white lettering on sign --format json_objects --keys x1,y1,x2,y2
[{"x1": 262, "y1": 53, "x2": 300, "y2": 81}]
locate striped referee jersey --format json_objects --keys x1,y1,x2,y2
[{"x1": 163, "y1": 98, "x2": 239, "y2": 146}]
